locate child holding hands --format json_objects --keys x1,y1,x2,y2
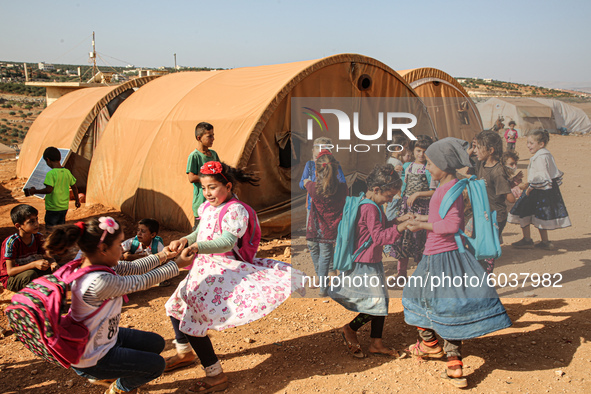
[
  {"x1": 329, "y1": 164, "x2": 411, "y2": 359},
  {"x1": 164, "y1": 161, "x2": 306, "y2": 393},
  {"x1": 389, "y1": 135, "x2": 436, "y2": 279},
  {"x1": 44, "y1": 217, "x2": 186, "y2": 394},
  {"x1": 403, "y1": 138, "x2": 511, "y2": 388}
]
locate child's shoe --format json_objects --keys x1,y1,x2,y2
[
  {"x1": 164, "y1": 351, "x2": 196, "y2": 372},
  {"x1": 88, "y1": 378, "x2": 115, "y2": 387},
  {"x1": 104, "y1": 381, "x2": 137, "y2": 394},
  {"x1": 534, "y1": 241, "x2": 555, "y2": 250},
  {"x1": 511, "y1": 238, "x2": 534, "y2": 249}
]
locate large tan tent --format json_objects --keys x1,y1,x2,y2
[
  {"x1": 16, "y1": 76, "x2": 157, "y2": 190},
  {"x1": 86, "y1": 54, "x2": 434, "y2": 236},
  {"x1": 398, "y1": 68, "x2": 483, "y2": 141}
]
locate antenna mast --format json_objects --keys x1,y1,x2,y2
[{"x1": 92, "y1": 31, "x2": 97, "y2": 77}]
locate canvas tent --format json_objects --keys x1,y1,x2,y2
[
  {"x1": 0, "y1": 143, "x2": 16, "y2": 160},
  {"x1": 531, "y1": 98, "x2": 591, "y2": 135},
  {"x1": 398, "y1": 68, "x2": 483, "y2": 141},
  {"x1": 476, "y1": 97, "x2": 591, "y2": 136},
  {"x1": 86, "y1": 54, "x2": 435, "y2": 237},
  {"x1": 16, "y1": 76, "x2": 157, "y2": 190}
]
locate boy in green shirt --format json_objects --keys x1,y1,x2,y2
[
  {"x1": 26, "y1": 147, "x2": 80, "y2": 230},
  {"x1": 187, "y1": 122, "x2": 220, "y2": 230}
]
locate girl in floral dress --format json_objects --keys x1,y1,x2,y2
[
  {"x1": 389, "y1": 135, "x2": 436, "y2": 279},
  {"x1": 164, "y1": 161, "x2": 306, "y2": 393}
]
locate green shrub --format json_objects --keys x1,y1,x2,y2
[{"x1": 9, "y1": 111, "x2": 15, "y2": 115}]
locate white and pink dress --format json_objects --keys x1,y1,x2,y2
[{"x1": 166, "y1": 202, "x2": 305, "y2": 337}]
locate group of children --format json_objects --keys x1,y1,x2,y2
[
  {"x1": 2, "y1": 122, "x2": 306, "y2": 394},
  {"x1": 299, "y1": 126, "x2": 570, "y2": 387},
  {"x1": 1, "y1": 117, "x2": 571, "y2": 391}
]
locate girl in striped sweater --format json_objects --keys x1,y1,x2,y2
[{"x1": 45, "y1": 217, "x2": 193, "y2": 394}]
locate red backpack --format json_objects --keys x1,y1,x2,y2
[
  {"x1": 201, "y1": 197, "x2": 261, "y2": 263},
  {"x1": 5, "y1": 260, "x2": 114, "y2": 368}
]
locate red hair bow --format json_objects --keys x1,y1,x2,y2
[
  {"x1": 75, "y1": 221, "x2": 85, "y2": 236},
  {"x1": 200, "y1": 161, "x2": 228, "y2": 182}
]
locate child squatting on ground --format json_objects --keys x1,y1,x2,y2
[
  {"x1": 304, "y1": 150, "x2": 347, "y2": 296},
  {"x1": 25, "y1": 147, "x2": 80, "y2": 230},
  {"x1": 1, "y1": 204, "x2": 56, "y2": 292},
  {"x1": 329, "y1": 164, "x2": 412, "y2": 359},
  {"x1": 44, "y1": 217, "x2": 187, "y2": 394},
  {"x1": 121, "y1": 218, "x2": 170, "y2": 287},
  {"x1": 508, "y1": 130, "x2": 571, "y2": 249},
  {"x1": 402, "y1": 137, "x2": 512, "y2": 388},
  {"x1": 164, "y1": 161, "x2": 306, "y2": 393}
]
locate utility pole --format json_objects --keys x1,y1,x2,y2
[
  {"x1": 174, "y1": 53, "x2": 177, "y2": 71},
  {"x1": 23, "y1": 63, "x2": 29, "y2": 82},
  {"x1": 90, "y1": 31, "x2": 97, "y2": 80}
]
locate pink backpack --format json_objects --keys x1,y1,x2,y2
[
  {"x1": 5, "y1": 260, "x2": 114, "y2": 368},
  {"x1": 201, "y1": 197, "x2": 261, "y2": 263}
]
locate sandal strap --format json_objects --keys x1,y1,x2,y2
[{"x1": 447, "y1": 359, "x2": 463, "y2": 368}]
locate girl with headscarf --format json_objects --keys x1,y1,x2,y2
[{"x1": 402, "y1": 138, "x2": 511, "y2": 388}]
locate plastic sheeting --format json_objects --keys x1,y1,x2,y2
[
  {"x1": 532, "y1": 98, "x2": 591, "y2": 134},
  {"x1": 477, "y1": 97, "x2": 591, "y2": 136}
]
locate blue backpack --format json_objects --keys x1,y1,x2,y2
[
  {"x1": 129, "y1": 236, "x2": 164, "y2": 254},
  {"x1": 439, "y1": 176, "x2": 502, "y2": 260},
  {"x1": 333, "y1": 193, "x2": 383, "y2": 272}
]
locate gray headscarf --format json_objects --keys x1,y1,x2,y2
[{"x1": 425, "y1": 137, "x2": 472, "y2": 172}]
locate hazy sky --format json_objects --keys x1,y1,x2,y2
[{"x1": 1, "y1": 0, "x2": 589, "y2": 86}]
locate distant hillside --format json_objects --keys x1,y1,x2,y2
[{"x1": 456, "y1": 78, "x2": 587, "y2": 98}]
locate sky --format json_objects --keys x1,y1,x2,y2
[{"x1": 1, "y1": 0, "x2": 590, "y2": 88}]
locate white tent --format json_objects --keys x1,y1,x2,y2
[
  {"x1": 477, "y1": 97, "x2": 591, "y2": 136},
  {"x1": 531, "y1": 98, "x2": 591, "y2": 135}
]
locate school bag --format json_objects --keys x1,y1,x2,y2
[
  {"x1": 201, "y1": 197, "x2": 261, "y2": 264},
  {"x1": 129, "y1": 235, "x2": 164, "y2": 254},
  {"x1": 5, "y1": 260, "x2": 115, "y2": 368},
  {"x1": 439, "y1": 175, "x2": 502, "y2": 260},
  {"x1": 333, "y1": 193, "x2": 383, "y2": 272}
]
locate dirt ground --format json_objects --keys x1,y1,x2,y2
[{"x1": 1, "y1": 134, "x2": 591, "y2": 393}]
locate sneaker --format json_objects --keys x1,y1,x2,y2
[
  {"x1": 511, "y1": 238, "x2": 534, "y2": 248},
  {"x1": 534, "y1": 241, "x2": 555, "y2": 250}
]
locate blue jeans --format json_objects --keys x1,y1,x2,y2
[
  {"x1": 307, "y1": 241, "x2": 334, "y2": 295},
  {"x1": 72, "y1": 327, "x2": 166, "y2": 392}
]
